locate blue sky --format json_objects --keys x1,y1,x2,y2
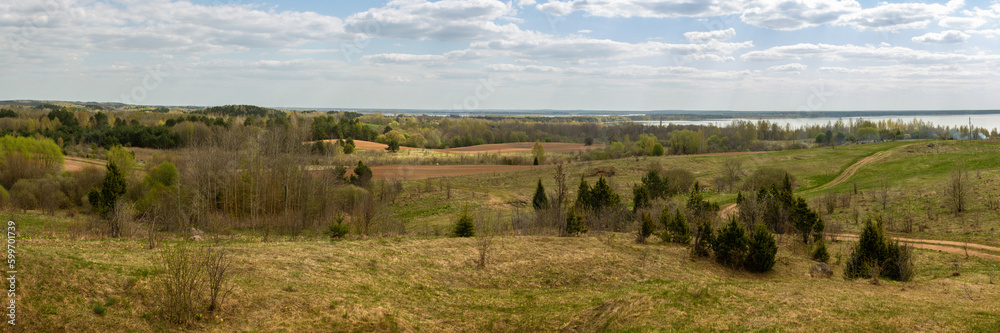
[{"x1": 1, "y1": 0, "x2": 998, "y2": 111}]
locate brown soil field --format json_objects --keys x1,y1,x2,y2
[
  {"x1": 440, "y1": 142, "x2": 602, "y2": 154},
  {"x1": 370, "y1": 165, "x2": 539, "y2": 180},
  {"x1": 64, "y1": 157, "x2": 105, "y2": 172}
]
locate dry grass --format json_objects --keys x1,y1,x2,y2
[{"x1": 13, "y1": 212, "x2": 1000, "y2": 332}]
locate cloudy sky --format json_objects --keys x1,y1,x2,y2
[{"x1": 1, "y1": 0, "x2": 998, "y2": 111}]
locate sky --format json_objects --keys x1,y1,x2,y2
[{"x1": 1, "y1": 0, "x2": 999, "y2": 111}]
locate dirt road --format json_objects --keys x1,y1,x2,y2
[{"x1": 831, "y1": 233, "x2": 1000, "y2": 261}]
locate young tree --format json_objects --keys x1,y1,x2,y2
[
  {"x1": 453, "y1": 210, "x2": 475, "y2": 237},
  {"x1": 632, "y1": 184, "x2": 651, "y2": 213},
  {"x1": 661, "y1": 208, "x2": 691, "y2": 244},
  {"x1": 636, "y1": 212, "x2": 656, "y2": 243},
  {"x1": 641, "y1": 169, "x2": 668, "y2": 199},
  {"x1": 791, "y1": 197, "x2": 822, "y2": 243},
  {"x1": 88, "y1": 162, "x2": 128, "y2": 237},
  {"x1": 844, "y1": 219, "x2": 915, "y2": 281},
  {"x1": 692, "y1": 221, "x2": 714, "y2": 258},
  {"x1": 532, "y1": 179, "x2": 549, "y2": 211},
  {"x1": 946, "y1": 166, "x2": 969, "y2": 215},
  {"x1": 385, "y1": 140, "x2": 400, "y2": 153},
  {"x1": 745, "y1": 224, "x2": 778, "y2": 273},
  {"x1": 531, "y1": 141, "x2": 545, "y2": 165},
  {"x1": 589, "y1": 177, "x2": 621, "y2": 209},
  {"x1": 565, "y1": 208, "x2": 587, "y2": 236},
  {"x1": 350, "y1": 161, "x2": 372, "y2": 187},
  {"x1": 575, "y1": 177, "x2": 592, "y2": 210},
  {"x1": 651, "y1": 143, "x2": 665, "y2": 156},
  {"x1": 721, "y1": 158, "x2": 747, "y2": 192},
  {"x1": 343, "y1": 138, "x2": 355, "y2": 154},
  {"x1": 714, "y1": 218, "x2": 749, "y2": 269}
]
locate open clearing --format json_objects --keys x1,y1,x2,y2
[
  {"x1": 64, "y1": 156, "x2": 105, "y2": 171},
  {"x1": 371, "y1": 165, "x2": 539, "y2": 180}
]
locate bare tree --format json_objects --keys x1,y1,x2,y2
[
  {"x1": 721, "y1": 158, "x2": 746, "y2": 191},
  {"x1": 474, "y1": 210, "x2": 503, "y2": 269},
  {"x1": 946, "y1": 166, "x2": 970, "y2": 215},
  {"x1": 875, "y1": 179, "x2": 891, "y2": 211}
]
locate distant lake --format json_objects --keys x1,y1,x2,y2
[{"x1": 635, "y1": 114, "x2": 1000, "y2": 131}]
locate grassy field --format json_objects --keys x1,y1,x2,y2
[
  {"x1": 11, "y1": 211, "x2": 1000, "y2": 332},
  {"x1": 13, "y1": 139, "x2": 1000, "y2": 331}
]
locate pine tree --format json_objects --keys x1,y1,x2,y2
[
  {"x1": 88, "y1": 161, "x2": 128, "y2": 237},
  {"x1": 532, "y1": 179, "x2": 549, "y2": 211},
  {"x1": 589, "y1": 177, "x2": 621, "y2": 209},
  {"x1": 745, "y1": 224, "x2": 778, "y2": 272}
]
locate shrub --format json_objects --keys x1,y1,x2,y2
[
  {"x1": 714, "y1": 218, "x2": 749, "y2": 269},
  {"x1": 660, "y1": 208, "x2": 690, "y2": 244},
  {"x1": 812, "y1": 240, "x2": 830, "y2": 263},
  {"x1": 662, "y1": 168, "x2": 694, "y2": 195},
  {"x1": 92, "y1": 303, "x2": 106, "y2": 316},
  {"x1": 692, "y1": 221, "x2": 714, "y2": 257},
  {"x1": 632, "y1": 184, "x2": 651, "y2": 213},
  {"x1": 844, "y1": 219, "x2": 915, "y2": 281},
  {"x1": 565, "y1": 209, "x2": 587, "y2": 236},
  {"x1": 350, "y1": 161, "x2": 372, "y2": 187},
  {"x1": 158, "y1": 245, "x2": 205, "y2": 325},
  {"x1": 636, "y1": 212, "x2": 656, "y2": 243},
  {"x1": 453, "y1": 211, "x2": 475, "y2": 237},
  {"x1": 745, "y1": 224, "x2": 778, "y2": 273},
  {"x1": 651, "y1": 143, "x2": 665, "y2": 156},
  {"x1": 741, "y1": 167, "x2": 794, "y2": 192}
]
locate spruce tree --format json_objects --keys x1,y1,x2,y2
[
  {"x1": 453, "y1": 211, "x2": 475, "y2": 237},
  {"x1": 532, "y1": 179, "x2": 549, "y2": 211},
  {"x1": 812, "y1": 240, "x2": 830, "y2": 263},
  {"x1": 576, "y1": 177, "x2": 592, "y2": 210}
]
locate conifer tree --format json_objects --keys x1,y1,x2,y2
[{"x1": 532, "y1": 179, "x2": 549, "y2": 211}]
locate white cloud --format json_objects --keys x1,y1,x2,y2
[
  {"x1": 741, "y1": 42, "x2": 998, "y2": 63},
  {"x1": 471, "y1": 33, "x2": 753, "y2": 61},
  {"x1": 536, "y1": 0, "x2": 744, "y2": 18},
  {"x1": 0, "y1": 0, "x2": 353, "y2": 56},
  {"x1": 345, "y1": 0, "x2": 521, "y2": 42},
  {"x1": 967, "y1": 29, "x2": 1000, "y2": 38},
  {"x1": 741, "y1": 0, "x2": 861, "y2": 31},
  {"x1": 839, "y1": 0, "x2": 964, "y2": 31},
  {"x1": 911, "y1": 30, "x2": 970, "y2": 44},
  {"x1": 767, "y1": 63, "x2": 807, "y2": 73},
  {"x1": 684, "y1": 28, "x2": 736, "y2": 43},
  {"x1": 361, "y1": 53, "x2": 450, "y2": 66},
  {"x1": 938, "y1": 16, "x2": 986, "y2": 29}
]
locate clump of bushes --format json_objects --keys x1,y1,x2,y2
[
  {"x1": 844, "y1": 219, "x2": 915, "y2": 282},
  {"x1": 659, "y1": 208, "x2": 690, "y2": 244}
]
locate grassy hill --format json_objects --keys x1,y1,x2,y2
[{"x1": 11, "y1": 139, "x2": 1000, "y2": 331}]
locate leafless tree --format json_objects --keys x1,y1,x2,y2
[
  {"x1": 946, "y1": 166, "x2": 970, "y2": 215},
  {"x1": 875, "y1": 179, "x2": 891, "y2": 211},
  {"x1": 721, "y1": 158, "x2": 746, "y2": 192}
]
